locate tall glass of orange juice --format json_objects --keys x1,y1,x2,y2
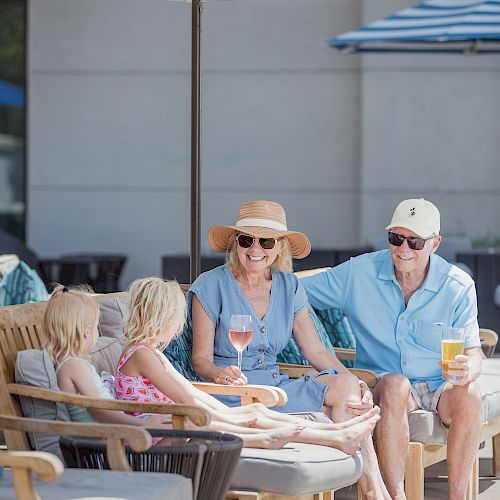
[{"x1": 441, "y1": 327, "x2": 465, "y2": 380}]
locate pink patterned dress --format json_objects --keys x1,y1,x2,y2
[{"x1": 115, "y1": 344, "x2": 174, "y2": 416}]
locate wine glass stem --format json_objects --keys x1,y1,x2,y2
[{"x1": 237, "y1": 350, "x2": 243, "y2": 371}]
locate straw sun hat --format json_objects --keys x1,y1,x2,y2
[{"x1": 207, "y1": 200, "x2": 311, "y2": 259}]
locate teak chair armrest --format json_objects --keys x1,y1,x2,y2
[
  {"x1": 192, "y1": 382, "x2": 288, "y2": 407},
  {"x1": 7, "y1": 383, "x2": 211, "y2": 428},
  {"x1": 334, "y1": 347, "x2": 356, "y2": 361},
  {"x1": 0, "y1": 450, "x2": 64, "y2": 500},
  {"x1": 277, "y1": 363, "x2": 378, "y2": 388},
  {"x1": 0, "y1": 414, "x2": 151, "y2": 472}
]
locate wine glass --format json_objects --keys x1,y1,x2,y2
[{"x1": 229, "y1": 314, "x2": 253, "y2": 372}]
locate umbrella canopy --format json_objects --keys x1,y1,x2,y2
[
  {"x1": 0, "y1": 79, "x2": 24, "y2": 108},
  {"x1": 329, "y1": 0, "x2": 500, "y2": 54}
]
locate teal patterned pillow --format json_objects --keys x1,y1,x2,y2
[
  {"x1": 277, "y1": 305, "x2": 336, "y2": 366},
  {"x1": 0, "y1": 261, "x2": 49, "y2": 306},
  {"x1": 163, "y1": 322, "x2": 202, "y2": 381},
  {"x1": 315, "y1": 307, "x2": 355, "y2": 368}
]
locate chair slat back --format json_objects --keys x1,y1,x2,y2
[
  {"x1": 0, "y1": 301, "x2": 49, "y2": 450},
  {"x1": 0, "y1": 293, "x2": 130, "y2": 445}
]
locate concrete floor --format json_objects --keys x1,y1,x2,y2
[{"x1": 336, "y1": 440, "x2": 499, "y2": 500}]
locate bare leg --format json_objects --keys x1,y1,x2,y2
[
  {"x1": 214, "y1": 402, "x2": 377, "y2": 430},
  {"x1": 200, "y1": 421, "x2": 301, "y2": 449},
  {"x1": 437, "y1": 382, "x2": 482, "y2": 500},
  {"x1": 372, "y1": 373, "x2": 416, "y2": 500},
  {"x1": 319, "y1": 373, "x2": 391, "y2": 500},
  {"x1": 211, "y1": 406, "x2": 381, "y2": 454}
]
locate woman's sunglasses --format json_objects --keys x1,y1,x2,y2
[
  {"x1": 388, "y1": 231, "x2": 434, "y2": 251},
  {"x1": 237, "y1": 234, "x2": 277, "y2": 250}
]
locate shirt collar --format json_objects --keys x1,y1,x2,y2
[{"x1": 377, "y1": 250, "x2": 440, "y2": 293}]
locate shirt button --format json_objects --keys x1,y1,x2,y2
[
  {"x1": 258, "y1": 348, "x2": 265, "y2": 352},
  {"x1": 260, "y1": 326, "x2": 266, "y2": 333},
  {"x1": 403, "y1": 361, "x2": 407, "y2": 366},
  {"x1": 272, "y1": 372, "x2": 278, "y2": 379},
  {"x1": 258, "y1": 359, "x2": 263, "y2": 364},
  {"x1": 401, "y1": 316, "x2": 406, "y2": 321}
]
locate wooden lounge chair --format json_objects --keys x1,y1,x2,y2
[
  {"x1": 0, "y1": 294, "x2": 365, "y2": 500},
  {"x1": 0, "y1": 434, "x2": 192, "y2": 500}
]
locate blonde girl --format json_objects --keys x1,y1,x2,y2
[
  {"x1": 44, "y1": 285, "x2": 171, "y2": 429},
  {"x1": 115, "y1": 277, "x2": 381, "y2": 453}
]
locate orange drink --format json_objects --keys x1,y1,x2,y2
[
  {"x1": 441, "y1": 327, "x2": 465, "y2": 379},
  {"x1": 441, "y1": 340, "x2": 464, "y2": 374}
]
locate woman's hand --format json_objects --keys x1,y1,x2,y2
[
  {"x1": 345, "y1": 380, "x2": 374, "y2": 416},
  {"x1": 215, "y1": 365, "x2": 248, "y2": 386}
]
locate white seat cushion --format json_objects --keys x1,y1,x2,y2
[
  {"x1": 409, "y1": 357, "x2": 500, "y2": 445},
  {"x1": 231, "y1": 443, "x2": 362, "y2": 495},
  {"x1": 0, "y1": 469, "x2": 192, "y2": 500}
]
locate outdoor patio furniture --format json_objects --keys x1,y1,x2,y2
[
  {"x1": 61, "y1": 429, "x2": 243, "y2": 500},
  {"x1": 0, "y1": 291, "x2": 366, "y2": 500},
  {"x1": 162, "y1": 254, "x2": 225, "y2": 283},
  {"x1": 39, "y1": 253, "x2": 127, "y2": 293},
  {"x1": 458, "y1": 249, "x2": 500, "y2": 344},
  {"x1": 0, "y1": 448, "x2": 192, "y2": 500}
]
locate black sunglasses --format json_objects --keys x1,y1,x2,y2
[
  {"x1": 388, "y1": 231, "x2": 434, "y2": 251},
  {"x1": 237, "y1": 234, "x2": 277, "y2": 250}
]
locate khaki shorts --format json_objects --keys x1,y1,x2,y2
[
  {"x1": 409, "y1": 381, "x2": 447, "y2": 413},
  {"x1": 289, "y1": 411, "x2": 333, "y2": 424}
]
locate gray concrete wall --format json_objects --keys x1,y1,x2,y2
[
  {"x1": 27, "y1": 0, "x2": 500, "y2": 287},
  {"x1": 27, "y1": 0, "x2": 362, "y2": 286},
  {"x1": 359, "y1": 0, "x2": 500, "y2": 246}
]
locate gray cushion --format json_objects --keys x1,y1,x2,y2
[
  {"x1": 14, "y1": 337, "x2": 122, "y2": 459},
  {"x1": 0, "y1": 468, "x2": 192, "y2": 500},
  {"x1": 89, "y1": 336, "x2": 122, "y2": 375},
  {"x1": 231, "y1": 443, "x2": 363, "y2": 495},
  {"x1": 15, "y1": 349, "x2": 70, "y2": 459},
  {"x1": 98, "y1": 296, "x2": 128, "y2": 340},
  {"x1": 409, "y1": 357, "x2": 500, "y2": 445}
]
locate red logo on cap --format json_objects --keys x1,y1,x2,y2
[{"x1": 409, "y1": 208, "x2": 416, "y2": 216}]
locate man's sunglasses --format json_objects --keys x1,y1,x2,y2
[
  {"x1": 237, "y1": 234, "x2": 277, "y2": 250},
  {"x1": 388, "y1": 231, "x2": 434, "y2": 251}
]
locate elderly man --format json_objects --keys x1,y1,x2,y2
[{"x1": 301, "y1": 198, "x2": 482, "y2": 500}]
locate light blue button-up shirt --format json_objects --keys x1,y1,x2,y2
[{"x1": 301, "y1": 250, "x2": 480, "y2": 391}]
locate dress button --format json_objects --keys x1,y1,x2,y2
[{"x1": 260, "y1": 326, "x2": 266, "y2": 333}]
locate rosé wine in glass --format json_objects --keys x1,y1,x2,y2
[{"x1": 229, "y1": 315, "x2": 253, "y2": 372}]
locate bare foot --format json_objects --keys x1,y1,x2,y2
[
  {"x1": 242, "y1": 425, "x2": 301, "y2": 450},
  {"x1": 331, "y1": 406, "x2": 381, "y2": 430},
  {"x1": 334, "y1": 415, "x2": 380, "y2": 455}
]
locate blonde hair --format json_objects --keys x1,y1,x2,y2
[
  {"x1": 123, "y1": 277, "x2": 187, "y2": 350},
  {"x1": 44, "y1": 285, "x2": 100, "y2": 366},
  {"x1": 226, "y1": 234, "x2": 293, "y2": 274}
]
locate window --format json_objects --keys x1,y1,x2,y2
[{"x1": 0, "y1": 0, "x2": 26, "y2": 239}]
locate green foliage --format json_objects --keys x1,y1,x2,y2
[{"x1": 0, "y1": 0, "x2": 26, "y2": 84}]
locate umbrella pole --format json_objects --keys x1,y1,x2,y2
[{"x1": 190, "y1": 0, "x2": 203, "y2": 283}]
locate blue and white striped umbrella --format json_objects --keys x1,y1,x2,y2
[{"x1": 330, "y1": 0, "x2": 500, "y2": 54}]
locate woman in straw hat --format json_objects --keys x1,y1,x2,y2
[{"x1": 189, "y1": 200, "x2": 390, "y2": 499}]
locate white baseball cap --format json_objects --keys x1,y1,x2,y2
[{"x1": 385, "y1": 198, "x2": 440, "y2": 238}]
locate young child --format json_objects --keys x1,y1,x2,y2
[
  {"x1": 114, "y1": 277, "x2": 382, "y2": 453},
  {"x1": 44, "y1": 285, "x2": 172, "y2": 430}
]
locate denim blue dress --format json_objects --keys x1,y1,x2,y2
[{"x1": 188, "y1": 265, "x2": 335, "y2": 412}]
